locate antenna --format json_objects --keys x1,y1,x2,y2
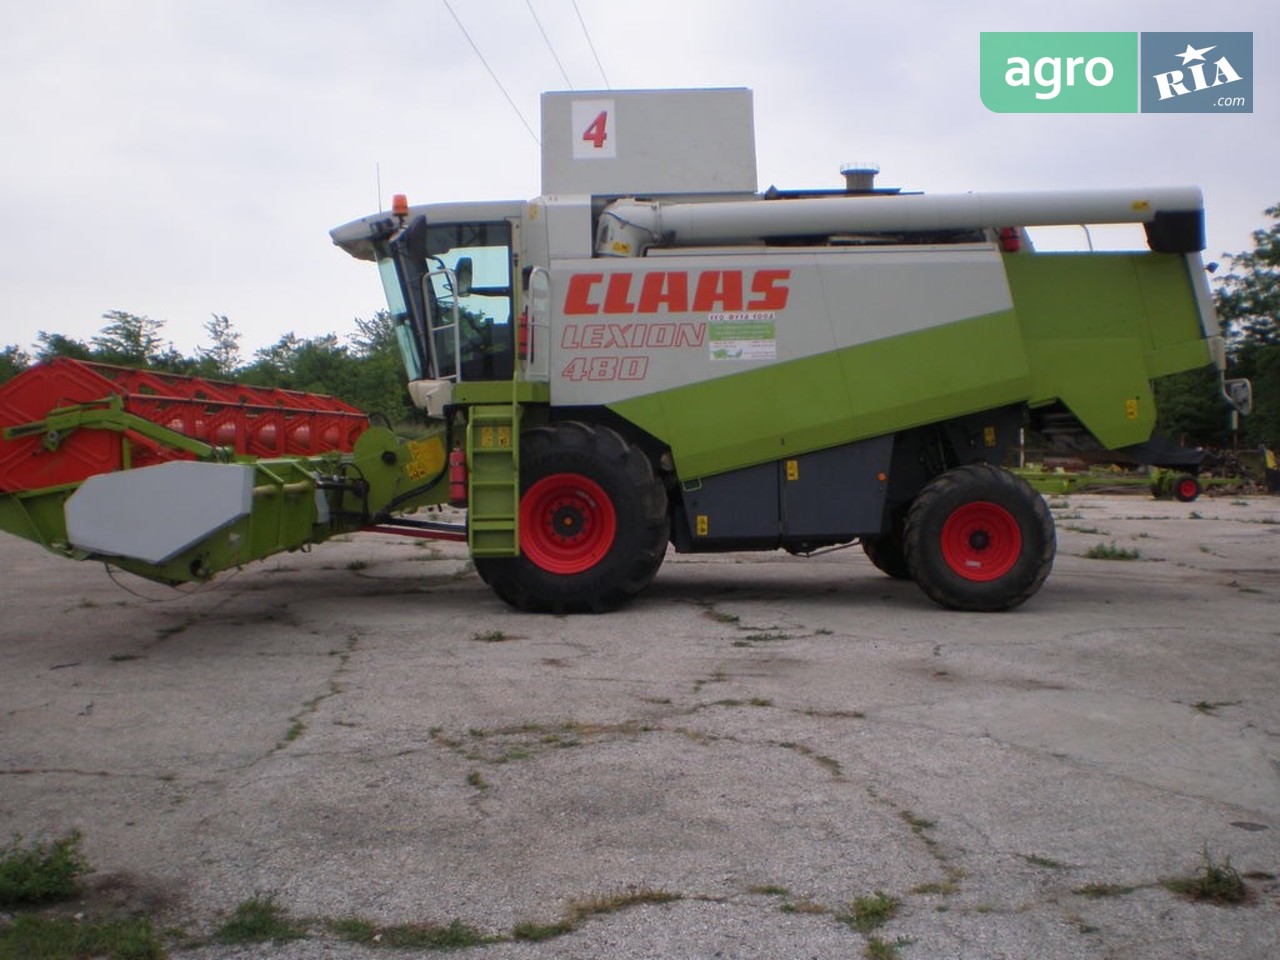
[{"x1": 376, "y1": 162, "x2": 383, "y2": 213}]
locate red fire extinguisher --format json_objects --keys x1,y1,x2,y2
[{"x1": 448, "y1": 447, "x2": 468, "y2": 506}]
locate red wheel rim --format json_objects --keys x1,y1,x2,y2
[
  {"x1": 521, "y1": 473, "x2": 617, "y2": 574},
  {"x1": 940, "y1": 501, "x2": 1022, "y2": 582},
  {"x1": 1178, "y1": 478, "x2": 1199, "y2": 500}
]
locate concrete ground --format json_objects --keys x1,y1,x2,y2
[{"x1": 1, "y1": 492, "x2": 1278, "y2": 959}]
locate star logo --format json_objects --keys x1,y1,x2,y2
[{"x1": 1176, "y1": 43, "x2": 1215, "y2": 65}]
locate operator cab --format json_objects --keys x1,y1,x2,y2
[{"x1": 331, "y1": 199, "x2": 524, "y2": 403}]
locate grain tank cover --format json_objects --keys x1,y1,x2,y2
[{"x1": 540, "y1": 88, "x2": 757, "y2": 197}]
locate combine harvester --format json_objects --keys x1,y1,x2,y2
[{"x1": 0, "y1": 89, "x2": 1247, "y2": 612}]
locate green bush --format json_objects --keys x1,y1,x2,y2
[{"x1": 0, "y1": 831, "x2": 90, "y2": 906}]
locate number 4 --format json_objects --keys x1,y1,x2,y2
[{"x1": 582, "y1": 110, "x2": 608, "y2": 149}]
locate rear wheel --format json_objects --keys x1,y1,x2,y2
[
  {"x1": 904, "y1": 464, "x2": 1055, "y2": 612},
  {"x1": 474, "y1": 422, "x2": 668, "y2": 613}
]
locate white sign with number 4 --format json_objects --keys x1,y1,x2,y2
[{"x1": 571, "y1": 99, "x2": 616, "y2": 160}]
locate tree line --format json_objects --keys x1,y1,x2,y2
[
  {"x1": 1153, "y1": 202, "x2": 1280, "y2": 450},
  {"x1": 1, "y1": 204, "x2": 1278, "y2": 446}
]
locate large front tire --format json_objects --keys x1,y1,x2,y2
[
  {"x1": 904, "y1": 464, "x2": 1055, "y2": 612},
  {"x1": 474, "y1": 422, "x2": 668, "y2": 613}
]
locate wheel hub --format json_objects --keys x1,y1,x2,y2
[
  {"x1": 940, "y1": 500, "x2": 1022, "y2": 582},
  {"x1": 520, "y1": 472, "x2": 618, "y2": 575},
  {"x1": 551, "y1": 504, "x2": 587, "y2": 538}
]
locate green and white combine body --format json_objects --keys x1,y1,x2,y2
[{"x1": 0, "y1": 89, "x2": 1236, "y2": 612}]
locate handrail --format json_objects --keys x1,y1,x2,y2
[
  {"x1": 524, "y1": 265, "x2": 552, "y2": 383},
  {"x1": 423, "y1": 266, "x2": 462, "y2": 382}
]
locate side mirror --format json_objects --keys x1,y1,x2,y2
[{"x1": 454, "y1": 257, "x2": 473, "y2": 298}]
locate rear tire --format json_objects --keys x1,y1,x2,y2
[
  {"x1": 904, "y1": 464, "x2": 1055, "y2": 612},
  {"x1": 474, "y1": 422, "x2": 668, "y2": 613}
]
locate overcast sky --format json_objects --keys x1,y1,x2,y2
[{"x1": 1, "y1": 0, "x2": 1275, "y2": 359}]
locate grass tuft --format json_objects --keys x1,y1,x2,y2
[
  {"x1": 1082, "y1": 541, "x2": 1141, "y2": 560},
  {"x1": 214, "y1": 893, "x2": 307, "y2": 944},
  {"x1": 865, "y1": 934, "x2": 914, "y2": 959},
  {"x1": 0, "y1": 831, "x2": 90, "y2": 906},
  {"x1": 1163, "y1": 847, "x2": 1248, "y2": 904},
  {"x1": 837, "y1": 891, "x2": 899, "y2": 933},
  {"x1": 0, "y1": 914, "x2": 164, "y2": 960}
]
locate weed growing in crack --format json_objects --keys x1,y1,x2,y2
[
  {"x1": 703, "y1": 608, "x2": 741, "y2": 625},
  {"x1": 909, "y1": 875, "x2": 961, "y2": 896},
  {"x1": 780, "y1": 898, "x2": 829, "y2": 915},
  {"x1": 1163, "y1": 847, "x2": 1248, "y2": 904},
  {"x1": 331, "y1": 916, "x2": 494, "y2": 949},
  {"x1": 1190, "y1": 699, "x2": 1240, "y2": 715},
  {"x1": 749, "y1": 884, "x2": 791, "y2": 896},
  {"x1": 836, "y1": 891, "x2": 899, "y2": 933},
  {"x1": 1073, "y1": 882, "x2": 1138, "y2": 899},
  {"x1": 899, "y1": 811, "x2": 936, "y2": 832},
  {"x1": 741, "y1": 632, "x2": 789, "y2": 643},
  {"x1": 1083, "y1": 541, "x2": 1141, "y2": 560},
  {"x1": 777, "y1": 741, "x2": 843, "y2": 778},
  {"x1": 514, "y1": 888, "x2": 681, "y2": 942},
  {"x1": 512, "y1": 919, "x2": 576, "y2": 941},
  {"x1": 1022, "y1": 854, "x2": 1070, "y2": 870}
]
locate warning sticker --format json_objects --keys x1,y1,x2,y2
[{"x1": 404, "y1": 437, "x2": 446, "y2": 481}]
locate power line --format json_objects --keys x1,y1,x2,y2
[
  {"x1": 440, "y1": 0, "x2": 540, "y2": 145},
  {"x1": 525, "y1": 0, "x2": 573, "y2": 89},
  {"x1": 570, "y1": 0, "x2": 610, "y2": 90}
]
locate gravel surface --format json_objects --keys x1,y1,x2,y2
[{"x1": 2, "y1": 493, "x2": 1277, "y2": 958}]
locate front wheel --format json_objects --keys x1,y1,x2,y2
[
  {"x1": 473, "y1": 421, "x2": 668, "y2": 613},
  {"x1": 904, "y1": 464, "x2": 1055, "y2": 612}
]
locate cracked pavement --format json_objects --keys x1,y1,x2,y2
[{"x1": 1, "y1": 494, "x2": 1278, "y2": 958}]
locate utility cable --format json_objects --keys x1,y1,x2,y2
[
  {"x1": 570, "y1": 0, "x2": 610, "y2": 89},
  {"x1": 441, "y1": 0, "x2": 540, "y2": 145},
  {"x1": 525, "y1": 0, "x2": 574, "y2": 89}
]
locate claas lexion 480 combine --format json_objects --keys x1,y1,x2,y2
[{"x1": 0, "y1": 90, "x2": 1247, "y2": 612}]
